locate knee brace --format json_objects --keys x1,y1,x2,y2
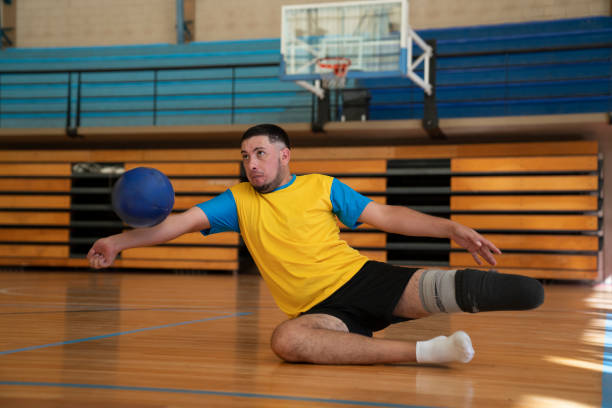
[
  {"x1": 455, "y1": 269, "x2": 545, "y2": 313},
  {"x1": 419, "y1": 268, "x2": 545, "y2": 314},
  {"x1": 418, "y1": 269, "x2": 462, "y2": 313}
]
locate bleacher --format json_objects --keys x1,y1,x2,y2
[
  {"x1": 0, "y1": 17, "x2": 610, "y2": 128},
  {"x1": 365, "y1": 16, "x2": 612, "y2": 119}
]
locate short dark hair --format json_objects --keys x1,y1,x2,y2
[{"x1": 241, "y1": 124, "x2": 290, "y2": 149}]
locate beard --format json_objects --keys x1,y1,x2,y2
[{"x1": 251, "y1": 161, "x2": 287, "y2": 194}]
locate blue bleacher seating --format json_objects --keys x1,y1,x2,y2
[{"x1": 0, "y1": 17, "x2": 610, "y2": 128}]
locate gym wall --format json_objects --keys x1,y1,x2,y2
[
  {"x1": 15, "y1": 0, "x2": 177, "y2": 47},
  {"x1": 10, "y1": 0, "x2": 610, "y2": 47},
  {"x1": 194, "y1": 0, "x2": 610, "y2": 42}
]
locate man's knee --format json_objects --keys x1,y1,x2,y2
[
  {"x1": 455, "y1": 268, "x2": 545, "y2": 313},
  {"x1": 270, "y1": 320, "x2": 303, "y2": 362}
]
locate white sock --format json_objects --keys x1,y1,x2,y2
[{"x1": 416, "y1": 331, "x2": 474, "y2": 364}]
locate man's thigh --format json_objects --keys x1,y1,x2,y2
[
  {"x1": 282, "y1": 313, "x2": 349, "y2": 332},
  {"x1": 392, "y1": 269, "x2": 432, "y2": 319}
]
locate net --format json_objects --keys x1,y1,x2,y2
[{"x1": 316, "y1": 57, "x2": 351, "y2": 89}]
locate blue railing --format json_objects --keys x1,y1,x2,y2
[{"x1": 0, "y1": 17, "x2": 611, "y2": 129}]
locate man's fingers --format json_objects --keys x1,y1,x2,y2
[
  {"x1": 90, "y1": 253, "x2": 104, "y2": 269},
  {"x1": 479, "y1": 246, "x2": 497, "y2": 266}
]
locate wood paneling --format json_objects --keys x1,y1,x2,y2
[
  {"x1": 451, "y1": 234, "x2": 599, "y2": 251},
  {"x1": 0, "y1": 211, "x2": 70, "y2": 225},
  {"x1": 122, "y1": 246, "x2": 238, "y2": 261},
  {"x1": 0, "y1": 141, "x2": 597, "y2": 162},
  {"x1": 125, "y1": 162, "x2": 240, "y2": 176},
  {"x1": 340, "y1": 232, "x2": 386, "y2": 247},
  {"x1": 0, "y1": 228, "x2": 69, "y2": 242},
  {"x1": 451, "y1": 176, "x2": 598, "y2": 192},
  {"x1": 171, "y1": 178, "x2": 240, "y2": 193},
  {"x1": 0, "y1": 244, "x2": 68, "y2": 258},
  {"x1": 451, "y1": 156, "x2": 598, "y2": 173},
  {"x1": 452, "y1": 141, "x2": 598, "y2": 157},
  {"x1": 451, "y1": 214, "x2": 598, "y2": 231},
  {"x1": 115, "y1": 259, "x2": 238, "y2": 270},
  {"x1": 174, "y1": 195, "x2": 216, "y2": 209},
  {"x1": 0, "y1": 140, "x2": 601, "y2": 278},
  {"x1": 451, "y1": 195, "x2": 598, "y2": 211},
  {"x1": 0, "y1": 195, "x2": 70, "y2": 209},
  {"x1": 0, "y1": 163, "x2": 71, "y2": 176},
  {"x1": 450, "y1": 252, "x2": 597, "y2": 270},
  {"x1": 292, "y1": 160, "x2": 387, "y2": 174},
  {"x1": 0, "y1": 179, "x2": 71, "y2": 192},
  {"x1": 167, "y1": 232, "x2": 240, "y2": 246},
  {"x1": 338, "y1": 177, "x2": 386, "y2": 192}
]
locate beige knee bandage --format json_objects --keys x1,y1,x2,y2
[{"x1": 418, "y1": 269, "x2": 461, "y2": 313}]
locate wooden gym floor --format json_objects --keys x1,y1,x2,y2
[{"x1": 0, "y1": 270, "x2": 610, "y2": 408}]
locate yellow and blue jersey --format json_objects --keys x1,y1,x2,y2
[{"x1": 196, "y1": 174, "x2": 372, "y2": 318}]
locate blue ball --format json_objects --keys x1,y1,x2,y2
[{"x1": 112, "y1": 167, "x2": 175, "y2": 228}]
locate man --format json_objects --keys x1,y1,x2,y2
[{"x1": 88, "y1": 123, "x2": 544, "y2": 365}]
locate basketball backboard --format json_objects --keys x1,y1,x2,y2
[{"x1": 280, "y1": 0, "x2": 432, "y2": 98}]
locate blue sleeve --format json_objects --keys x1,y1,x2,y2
[
  {"x1": 330, "y1": 178, "x2": 373, "y2": 229},
  {"x1": 195, "y1": 189, "x2": 240, "y2": 236}
]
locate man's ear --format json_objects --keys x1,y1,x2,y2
[{"x1": 280, "y1": 147, "x2": 291, "y2": 164}]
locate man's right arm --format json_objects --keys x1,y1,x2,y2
[{"x1": 87, "y1": 206, "x2": 209, "y2": 269}]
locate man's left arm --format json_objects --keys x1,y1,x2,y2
[{"x1": 358, "y1": 201, "x2": 501, "y2": 266}]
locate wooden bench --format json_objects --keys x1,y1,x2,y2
[
  {"x1": 0, "y1": 140, "x2": 601, "y2": 280},
  {"x1": 448, "y1": 153, "x2": 600, "y2": 280}
]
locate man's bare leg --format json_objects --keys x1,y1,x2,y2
[
  {"x1": 270, "y1": 270, "x2": 473, "y2": 365},
  {"x1": 270, "y1": 313, "x2": 418, "y2": 364}
]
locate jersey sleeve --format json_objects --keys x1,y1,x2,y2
[
  {"x1": 330, "y1": 177, "x2": 373, "y2": 229},
  {"x1": 195, "y1": 189, "x2": 240, "y2": 236}
]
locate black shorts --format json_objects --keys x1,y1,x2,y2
[{"x1": 301, "y1": 261, "x2": 418, "y2": 337}]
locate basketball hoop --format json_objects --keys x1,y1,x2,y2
[{"x1": 316, "y1": 57, "x2": 351, "y2": 89}]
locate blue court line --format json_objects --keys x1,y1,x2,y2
[
  {"x1": 0, "y1": 307, "x2": 239, "y2": 315},
  {"x1": 0, "y1": 312, "x2": 250, "y2": 356},
  {"x1": 0, "y1": 381, "x2": 432, "y2": 408},
  {"x1": 603, "y1": 313, "x2": 612, "y2": 408}
]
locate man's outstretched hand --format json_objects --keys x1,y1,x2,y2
[
  {"x1": 87, "y1": 237, "x2": 118, "y2": 269},
  {"x1": 449, "y1": 223, "x2": 502, "y2": 266}
]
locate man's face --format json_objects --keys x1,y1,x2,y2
[{"x1": 241, "y1": 135, "x2": 290, "y2": 193}]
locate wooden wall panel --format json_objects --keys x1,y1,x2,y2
[
  {"x1": 0, "y1": 195, "x2": 70, "y2": 209},
  {"x1": 451, "y1": 156, "x2": 598, "y2": 173},
  {"x1": 125, "y1": 162, "x2": 240, "y2": 176},
  {"x1": 451, "y1": 234, "x2": 599, "y2": 252},
  {"x1": 340, "y1": 232, "x2": 386, "y2": 247},
  {"x1": 0, "y1": 211, "x2": 70, "y2": 225},
  {"x1": 451, "y1": 252, "x2": 597, "y2": 270},
  {"x1": 451, "y1": 215, "x2": 599, "y2": 231},
  {"x1": 292, "y1": 160, "x2": 387, "y2": 174},
  {"x1": 451, "y1": 176, "x2": 599, "y2": 192},
  {"x1": 0, "y1": 228, "x2": 69, "y2": 242},
  {"x1": 0, "y1": 140, "x2": 601, "y2": 280},
  {"x1": 338, "y1": 178, "x2": 386, "y2": 192},
  {"x1": 173, "y1": 196, "x2": 215, "y2": 209},
  {"x1": 451, "y1": 195, "x2": 598, "y2": 211},
  {"x1": 0, "y1": 244, "x2": 69, "y2": 258},
  {"x1": 0, "y1": 163, "x2": 71, "y2": 176},
  {"x1": 122, "y1": 246, "x2": 238, "y2": 261},
  {"x1": 0, "y1": 179, "x2": 71, "y2": 192},
  {"x1": 167, "y1": 232, "x2": 240, "y2": 246},
  {"x1": 171, "y1": 178, "x2": 239, "y2": 193}
]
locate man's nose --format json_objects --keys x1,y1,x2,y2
[{"x1": 246, "y1": 157, "x2": 258, "y2": 170}]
